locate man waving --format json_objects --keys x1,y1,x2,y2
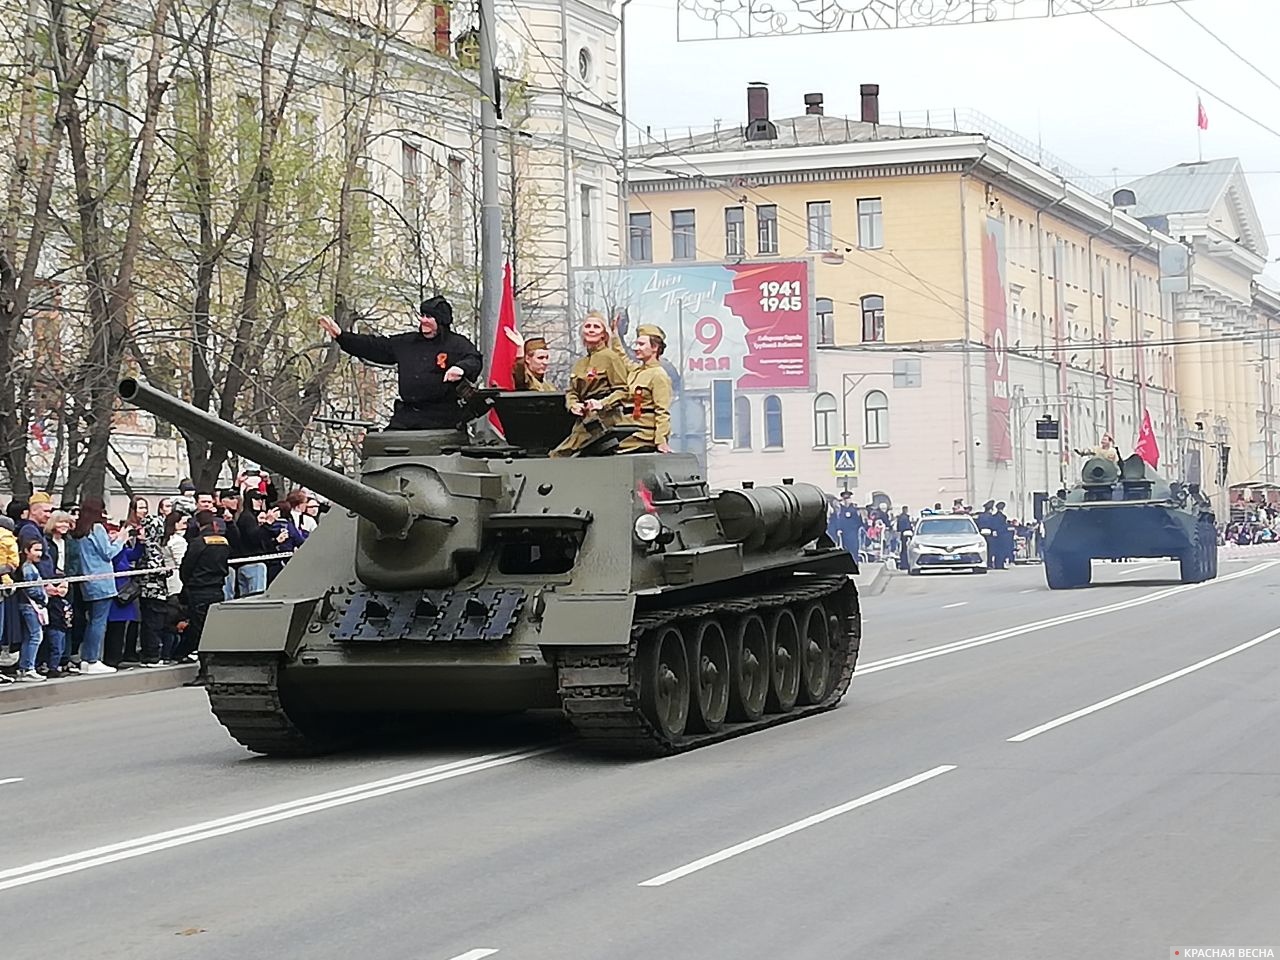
[{"x1": 319, "y1": 296, "x2": 483, "y2": 430}]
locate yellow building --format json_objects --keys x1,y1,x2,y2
[{"x1": 625, "y1": 83, "x2": 1270, "y2": 517}]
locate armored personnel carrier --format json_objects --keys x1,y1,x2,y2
[
  {"x1": 119, "y1": 379, "x2": 860, "y2": 756},
  {"x1": 1041, "y1": 453, "x2": 1217, "y2": 590}
]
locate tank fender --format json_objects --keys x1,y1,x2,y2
[
  {"x1": 536, "y1": 593, "x2": 635, "y2": 650},
  {"x1": 200, "y1": 596, "x2": 321, "y2": 657}
]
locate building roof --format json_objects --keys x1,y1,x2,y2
[
  {"x1": 634, "y1": 114, "x2": 969, "y2": 157},
  {"x1": 1116, "y1": 158, "x2": 1240, "y2": 219}
]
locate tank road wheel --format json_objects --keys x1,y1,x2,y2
[
  {"x1": 797, "y1": 602, "x2": 834, "y2": 706},
  {"x1": 639, "y1": 626, "x2": 691, "y2": 741},
  {"x1": 765, "y1": 608, "x2": 802, "y2": 714},
  {"x1": 727, "y1": 614, "x2": 770, "y2": 723},
  {"x1": 685, "y1": 619, "x2": 730, "y2": 734},
  {"x1": 1044, "y1": 552, "x2": 1090, "y2": 590}
]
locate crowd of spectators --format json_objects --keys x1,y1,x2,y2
[{"x1": 0, "y1": 473, "x2": 327, "y2": 684}]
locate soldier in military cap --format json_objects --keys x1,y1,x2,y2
[
  {"x1": 504, "y1": 327, "x2": 557, "y2": 392},
  {"x1": 613, "y1": 322, "x2": 673, "y2": 454},
  {"x1": 548, "y1": 310, "x2": 630, "y2": 457}
]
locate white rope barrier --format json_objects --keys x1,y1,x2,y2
[{"x1": 0, "y1": 551, "x2": 293, "y2": 594}]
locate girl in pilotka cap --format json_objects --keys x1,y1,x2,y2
[{"x1": 610, "y1": 322, "x2": 673, "y2": 454}]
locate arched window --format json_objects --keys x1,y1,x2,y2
[
  {"x1": 813, "y1": 392, "x2": 837, "y2": 447},
  {"x1": 764, "y1": 395, "x2": 783, "y2": 448},
  {"x1": 861, "y1": 294, "x2": 885, "y2": 343},
  {"x1": 864, "y1": 390, "x2": 889, "y2": 445},
  {"x1": 734, "y1": 395, "x2": 752, "y2": 449}
]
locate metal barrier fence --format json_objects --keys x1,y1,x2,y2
[{"x1": 0, "y1": 552, "x2": 291, "y2": 594}]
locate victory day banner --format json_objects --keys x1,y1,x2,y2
[{"x1": 571, "y1": 260, "x2": 815, "y2": 394}]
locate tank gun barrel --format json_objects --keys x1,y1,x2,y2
[{"x1": 118, "y1": 378, "x2": 412, "y2": 536}]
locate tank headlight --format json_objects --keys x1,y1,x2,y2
[{"x1": 634, "y1": 514, "x2": 663, "y2": 543}]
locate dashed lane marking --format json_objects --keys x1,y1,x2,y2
[
  {"x1": 0, "y1": 778, "x2": 23, "y2": 786},
  {"x1": 942, "y1": 602, "x2": 968, "y2": 609},
  {"x1": 638, "y1": 765, "x2": 957, "y2": 887},
  {"x1": 1007, "y1": 626, "x2": 1280, "y2": 742},
  {"x1": 446, "y1": 950, "x2": 499, "y2": 960}
]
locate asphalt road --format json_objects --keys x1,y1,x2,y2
[{"x1": 2, "y1": 557, "x2": 1279, "y2": 959}]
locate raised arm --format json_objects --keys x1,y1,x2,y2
[{"x1": 319, "y1": 314, "x2": 397, "y2": 366}]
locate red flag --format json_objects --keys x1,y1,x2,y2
[
  {"x1": 487, "y1": 262, "x2": 518, "y2": 436},
  {"x1": 1136, "y1": 409, "x2": 1160, "y2": 468},
  {"x1": 1197, "y1": 96, "x2": 1208, "y2": 131}
]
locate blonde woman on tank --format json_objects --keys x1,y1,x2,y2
[{"x1": 548, "y1": 310, "x2": 630, "y2": 457}]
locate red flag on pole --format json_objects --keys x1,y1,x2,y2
[
  {"x1": 1197, "y1": 96, "x2": 1209, "y2": 131},
  {"x1": 487, "y1": 262, "x2": 518, "y2": 436},
  {"x1": 1136, "y1": 409, "x2": 1160, "y2": 468}
]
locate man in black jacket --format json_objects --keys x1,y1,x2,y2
[
  {"x1": 176, "y1": 510, "x2": 230, "y2": 662},
  {"x1": 319, "y1": 296, "x2": 484, "y2": 430}
]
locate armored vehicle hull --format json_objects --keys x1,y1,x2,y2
[
  {"x1": 1041, "y1": 453, "x2": 1217, "y2": 590},
  {"x1": 121, "y1": 380, "x2": 861, "y2": 756}
]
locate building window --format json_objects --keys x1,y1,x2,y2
[
  {"x1": 99, "y1": 55, "x2": 130, "y2": 137},
  {"x1": 892, "y1": 358, "x2": 921, "y2": 388},
  {"x1": 724, "y1": 206, "x2": 745, "y2": 258},
  {"x1": 864, "y1": 390, "x2": 889, "y2": 444},
  {"x1": 807, "y1": 201, "x2": 832, "y2": 250},
  {"x1": 816, "y1": 297, "x2": 834, "y2": 345},
  {"x1": 580, "y1": 184, "x2": 595, "y2": 266},
  {"x1": 861, "y1": 294, "x2": 885, "y2": 343},
  {"x1": 400, "y1": 140, "x2": 421, "y2": 231},
  {"x1": 628, "y1": 212, "x2": 652, "y2": 262},
  {"x1": 857, "y1": 198, "x2": 883, "y2": 249},
  {"x1": 672, "y1": 209, "x2": 696, "y2": 260},
  {"x1": 813, "y1": 392, "x2": 837, "y2": 447},
  {"x1": 757, "y1": 205, "x2": 778, "y2": 254},
  {"x1": 448, "y1": 156, "x2": 466, "y2": 265},
  {"x1": 764, "y1": 396, "x2": 783, "y2": 448},
  {"x1": 734, "y1": 395, "x2": 751, "y2": 448},
  {"x1": 711, "y1": 378, "x2": 733, "y2": 441}
]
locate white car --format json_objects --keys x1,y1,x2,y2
[{"x1": 906, "y1": 515, "x2": 988, "y2": 575}]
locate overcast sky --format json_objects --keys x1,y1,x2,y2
[{"x1": 622, "y1": 0, "x2": 1280, "y2": 285}]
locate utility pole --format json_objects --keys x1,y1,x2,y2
[{"x1": 478, "y1": 0, "x2": 502, "y2": 378}]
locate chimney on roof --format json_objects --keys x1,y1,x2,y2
[
  {"x1": 745, "y1": 82, "x2": 777, "y2": 142},
  {"x1": 804, "y1": 92, "x2": 824, "y2": 116},
  {"x1": 860, "y1": 83, "x2": 880, "y2": 124},
  {"x1": 1112, "y1": 188, "x2": 1137, "y2": 209}
]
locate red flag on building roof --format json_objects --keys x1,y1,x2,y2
[
  {"x1": 487, "y1": 262, "x2": 519, "y2": 437},
  {"x1": 1136, "y1": 409, "x2": 1160, "y2": 468},
  {"x1": 1197, "y1": 96, "x2": 1209, "y2": 131}
]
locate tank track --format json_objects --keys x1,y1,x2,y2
[
  {"x1": 205, "y1": 654, "x2": 351, "y2": 757},
  {"x1": 554, "y1": 575, "x2": 860, "y2": 756}
]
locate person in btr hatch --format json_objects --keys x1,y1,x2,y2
[
  {"x1": 1075, "y1": 432, "x2": 1120, "y2": 463},
  {"x1": 319, "y1": 297, "x2": 483, "y2": 430}
]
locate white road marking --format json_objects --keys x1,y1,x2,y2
[
  {"x1": 0, "y1": 778, "x2": 24, "y2": 786},
  {"x1": 0, "y1": 747, "x2": 554, "y2": 891},
  {"x1": 638, "y1": 765, "x2": 957, "y2": 887},
  {"x1": 1019, "y1": 589, "x2": 1036, "y2": 594},
  {"x1": 856, "y1": 560, "x2": 1278, "y2": 677},
  {"x1": 942, "y1": 601, "x2": 968, "y2": 609},
  {"x1": 447, "y1": 950, "x2": 498, "y2": 960},
  {"x1": 1008, "y1": 626, "x2": 1280, "y2": 742}
]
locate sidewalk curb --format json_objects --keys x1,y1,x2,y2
[
  {"x1": 0, "y1": 664, "x2": 198, "y2": 715},
  {"x1": 854, "y1": 563, "x2": 894, "y2": 598}
]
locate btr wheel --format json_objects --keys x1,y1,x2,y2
[
  {"x1": 765, "y1": 608, "x2": 801, "y2": 714},
  {"x1": 639, "y1": 626, "x2": 690, "y2": 741},
  {"x1": 685, "y1": 618, "x2": 730, "y2": 733},
  {"x1": 727, "y1": 614, "x2": 769, "y2": 723},
  {"x1": 797, "y1": 603, "x2": 834, "y2": 706}
]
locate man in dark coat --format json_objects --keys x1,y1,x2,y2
[
  {"x1": 993, "y1": 501, "x2": 1013, "y2": 569},
  {"x1": 319, "y1": 297, "x2": 483, "y2": 430},
  {"x1": 828, "y1": 491, "x2": 864, "y2": 559}
]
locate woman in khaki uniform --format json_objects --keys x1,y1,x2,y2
[
  {"x1": 548, "y1": 311, "x2": 631, "y2": 457},
  {"x1": 505, "y1": 328, "x2": 557, "y2": 392},
  {"x1": 612, "y1": 323, "x2": 673, "y2": 454}
]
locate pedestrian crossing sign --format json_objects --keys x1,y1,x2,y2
[{"x1": 832, "y1": 447, "x2": 860, "y2": 477}]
